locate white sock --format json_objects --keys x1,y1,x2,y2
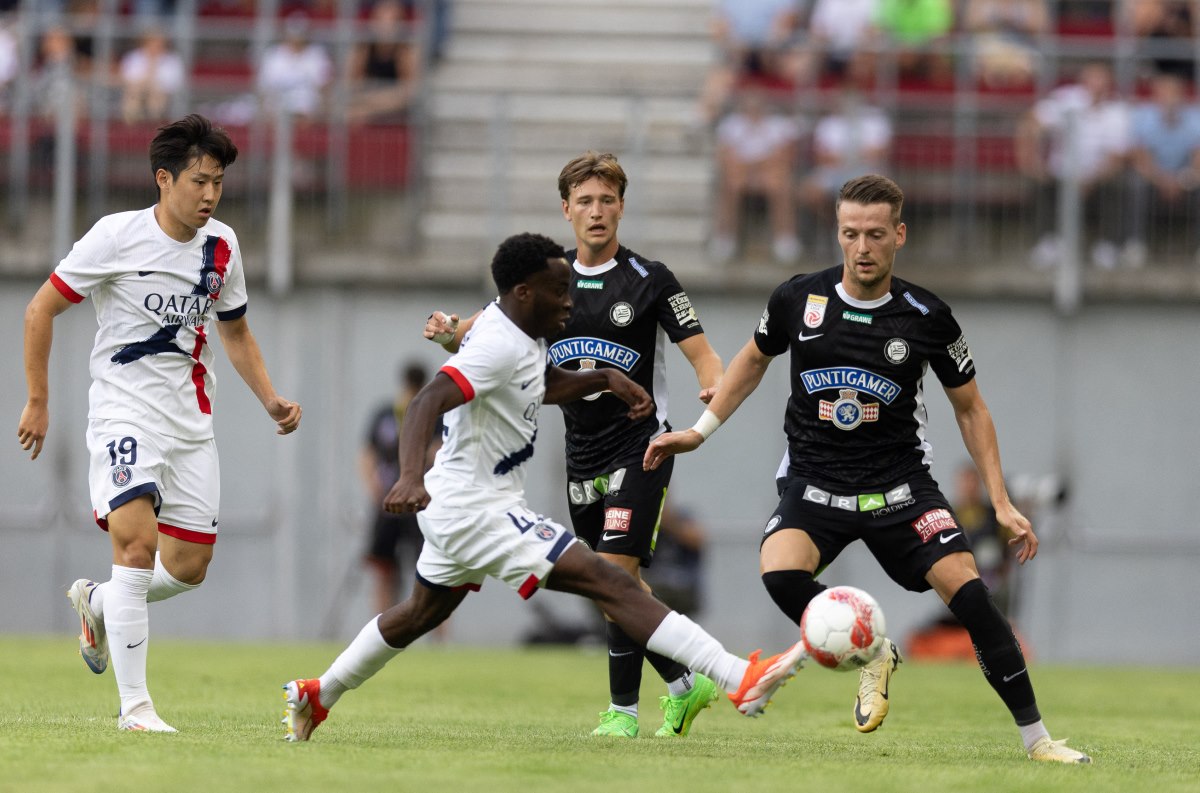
[
  {"x1": 1020, "y1": 719, "x2": 1051, "y2": 750},
  {"x1": 147, "y1": 552, "x2": 200, "y2": 603},
  {"x1": 320, "y1": 616, "x2": 402, "y2": 708},
  {"x1": 608, "y1": 703, "x2": 638, "y2": 718},
  {"x1": 90, "y1": 582, "x2": 106, "y2": 619},
  {"x1": 645, "y1": 612, "x2": 748, "y2": 693},
  {"x1": 666, "y1": 670, "x2": 694, "y2": 697},
  {"x1": 105, "y1": 565, "x2": 155, "y2": 714}
]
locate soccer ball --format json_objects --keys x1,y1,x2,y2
[{"x1": 800, "y1": 586, "x2": 887, "y2": 671}]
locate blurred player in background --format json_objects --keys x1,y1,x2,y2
[
  {"x1": 424, "y1": 152, "x2": 725, "y2": 739},
  {"x1": 17, "y1": 114, "x2": 302, "y2": 733},
  {"x1": 645, "y1": 174, "x2": 1091, "y2": 764},
  {"x1": 282, "y1": 232, "x2": 803, "y2": 742},
  {"x1": 359, "y1": 361, "x2": 441, "y2": 617}
]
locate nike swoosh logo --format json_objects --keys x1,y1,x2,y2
[
  {"x1": 608, "y1": 650, "x2": 634, "y2": 657},
  {"x1": 126, "y1": 638, "x2": 147, "y2": 649},
  {"x1": 212, "y1": 518, "x2": 218, "y2": 527},
  {"x1": 939, "y1": 532, "x2": 962, "y2": 544},
  {"x1": 138, "y1": 271, "x2": 154, "y2": 277},
  {"x1": 601, "y1": 532, "x2": 625, "y2": 542},
  {"x1": 798, "y1": 332, "x2": 823, "y2": 342},
  {"x1": 1002, "y1": 668, "x2": 1027, "y2": 683},
  {"x1": 520, "y1": 378, "x2": 536, "y2": 389}
]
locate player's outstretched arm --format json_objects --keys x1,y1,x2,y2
[
  {"x1": 944, "y1": 380, "x2": 1038, "y2": 564},
  {"x1": 543, "y1": 366, "x2": 653, "y2": 419},
  {"x1": 384, "y1": 373, "x2": 465, "y2": 513},
  {"x1": 644, "y1": 338, "x2": 772, "y2": 471},
  {"x1": 677, "y1": 333, "x2": 724, "y2": 404},
  {"x1": 423, "y1": 309, "x2": 480, "y2": 352},
  {"x1": 216, "y1": 316, "x2": 302, "y2": 435},
  {"x1": 18, "y1": 281, "x2": 74, "y2": 460}
]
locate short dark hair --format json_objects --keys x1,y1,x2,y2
[
  {"x1": 491, "y1": 233, "x2": 567, "y2": 294},
  {"x1": 558, "y1": 151, "x2": 628, "y2": 201},
  {"x1": 400, "y1": 362, "x2": 428, "y2": 391},
  {"x1": 149, "y1": 114, "x2": 238, "y2": 188},
  {"x1": 836, "y1": 174, "x2": 904, "y2": 224}
]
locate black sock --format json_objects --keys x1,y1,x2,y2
[
  {"x1": 762, "y1": 569, "x2": 827, "y2": 625},
  {"x1": 606, "y1": 620, "x2": 645, "y2": 707},
  {"x1": 948, "y1": 577, "x2": 1041, "y2": 726}
]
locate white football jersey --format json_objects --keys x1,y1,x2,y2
[
  {"x1": 51, "y1": 207, "x2": 248, "y2": 441},
  {"x1": 424, "y1": 301, "x2": 546, "y2": 505}
]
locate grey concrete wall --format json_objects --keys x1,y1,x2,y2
[{"x1": 2, "y1": 278, "x2": 1197, "y2": 664}]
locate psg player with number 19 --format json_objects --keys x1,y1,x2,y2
[
  {"x1": 645, "y1": 174, "x2": 1091, "y2": 764},
  {"x1": 17, "y1": 115, "x2": 302, "y2": 733},
  {"x1": 425, "y1": 152, "x2": 724, "y2": 738}
]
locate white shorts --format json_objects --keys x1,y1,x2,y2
[
  {"x1": 86, "y1": 419, "x2": 220, "y2": 544},
  {"x1": 415, "y1": 498, "x2": 578, "y2": 599}
]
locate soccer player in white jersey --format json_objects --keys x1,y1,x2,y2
[
  {"x1": 17, "y1": 114, "x2": 302, "y2": 733},
  {"x1": 281, "y1": 233, "x2": 804, "y2": 742}
]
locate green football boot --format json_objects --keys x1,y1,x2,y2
[
  {"x1": 655, "y1": 674, "x2": 719, "y2": 737},
  {"x1": 592, "y1": 709, "x2": 639, "y2": 738}
]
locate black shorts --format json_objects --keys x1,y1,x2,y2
[
  {"x1": 762, "y1": 472, "x2": 973, "y2": 593},
  {"x1": 365, "y1": 511, "x2": 424, "y2": 568},
  {"x1": 568, "y1": 457, "x2": 673, "y2": 567}
]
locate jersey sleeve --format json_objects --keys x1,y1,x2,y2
[
  {"x1": 752, "y1": 281, "x2": 792, "y2": 357},
  {"x1": 50, "y1": 220, "x2": 119, "y2": 302},
  {"x1": 213, "y1": 230, "x2": 248, "y2": 320},
  {"x1": 653, "y1": 267, "x2": 705, "y2": 343},
  {"x1": 927, "y1": 304, "x2": 977, "y2": 388},
  {"x1": 440, "y1": 324, "x2": 517, "y2": 402}
]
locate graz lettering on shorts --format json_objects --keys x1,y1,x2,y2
[
  {"x1": 912, "y1": 508, "x2": 957, "y2": 542},
  {"x1": 567, "y1": 468, "x2": 627, "y2": 505},
  {"x1": 548, "y1": 337, "x2": 640, "y2": 372},
  {"x1": 802, "y1": 483, "x2": 913, "y2": 516},
  {"x1": 800, "y1": 367, "x2": 901, "y2": 404}
]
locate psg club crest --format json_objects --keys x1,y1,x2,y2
[
  {"x1": 204, "y1": 271, "x2": 224, "y2": 296},
  {"x1": 534, "y1": 524, "x2": 556, "y2": 541},
  {"x1": 818, "y1": 389, "x2": 879, "y2": 431},
  {"x1": 804, "y1": 294, "x2": 828, "y2": 329},
  {"x1": 111, "y1": 465, "x2": 133, "y2": 488}
]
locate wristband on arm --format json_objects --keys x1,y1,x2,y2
[{"x1": 691, "y1": 409, "x2": 722, "y2": 441}]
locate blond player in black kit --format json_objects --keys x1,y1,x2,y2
[{"x1": 645, "y1": 174, "x2": 1092, "y2": 764}]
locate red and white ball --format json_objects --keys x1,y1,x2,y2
[{"x1": 800, "y1": 586, "x2": 887, "y2": 671}]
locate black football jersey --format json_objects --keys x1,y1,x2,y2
[
  {"x1": 754, "y1": 265, "x2": 976, "y2": 489},
  {"x1": 548, "y1": 246, "x2": 705, "y2": 478}
]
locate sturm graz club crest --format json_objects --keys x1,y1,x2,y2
[{"x1": 818, "y1": 389, "x2": 879, "y2": 431}]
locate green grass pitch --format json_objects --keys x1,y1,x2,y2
[{"x1": 2, "y1": 635, "x2": 1197, "y2": 792}]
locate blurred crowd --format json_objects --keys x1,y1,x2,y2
[
  {"x1": 0, "y1": 0, "x2": 445, "y2": 127},
  {"x1": 701, "y1": 0, "x2": 1200, "y2": 269}
]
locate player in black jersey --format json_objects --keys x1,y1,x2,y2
[
  {"x1": 645, "y1": 174, "x2": 1092, "y2": 764},
  {"x1": 424, "y1": 152, "x2": 725, "y2": 738}
]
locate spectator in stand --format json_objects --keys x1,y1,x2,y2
[
  {"x1": 347, "y1": 0, "x2": 422, "y2": 124},
  {"x1": 1015, "y1": 61, "x2": 1134, "y2": 269},
  {"x1": 800, "y1": 0, "x2": 880, "y2": 84},
  {"x1": 694, "y1": 0, "x2": 805, "y2": 130},
  {"x1": 257, "y1": 11, "x2": 332, "y2": 121},
  {"x1": 798, "y1": 83, "x2": 892, "y2": 259},
  {"x1": 962, "y1": 0, "x2": 1050, "y2": 90},
  {"x1": 1126, "y1": 69, "x2": 1200, "y2": 265},
  {"x1": 1125, "y1": 0, "x2": 1196, "y2": 79},
  {"x1": 874, "y1": 0, "x2": 955, "y2": 87},
  {"x1": 709, "y1": 86, "x2": 803, "y2": 264},
  {"x1": 119, "y1": 27, "x2": 186, "y2": 124}
]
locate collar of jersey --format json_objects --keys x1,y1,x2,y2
[
  {"x1": 835, "y1": 282, "x2": 893, "y2": 309},
  {"x1": 573, "y1": 258, "x2": 619, "y2": 276}
]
